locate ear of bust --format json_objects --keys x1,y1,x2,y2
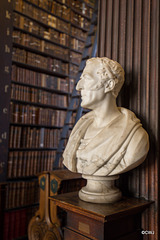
[{"x1": 104, "y1": 79, "x2": 115, "y2": 93}]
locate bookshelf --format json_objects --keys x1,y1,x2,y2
[{"x1": 0, "y1": 0, "x2": 96, "y2": 239}]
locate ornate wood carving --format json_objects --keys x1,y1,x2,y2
[
  {"x1": 28, "y1": 170, "x2": 85, "y2": 240},
  {"x1": 28, "y1": 172, "x2": 62, "y2": 240}
]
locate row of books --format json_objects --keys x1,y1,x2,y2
[
  {"x1": 7, "y1": 150, "x2": 56, "y2": 178},
  {"x1": 9, "y1": 126, "x2": 61, "y2": 149},
  {"x1": 13, "y1": 30, "x2": 69, "y2": 60},
  {"x1": 69, "y1": 78, "x2": 75, "y2": 92},
  {"x1": 71, "y1": 37, "x2": 85, "y2": 52},
  {"x1": 71, "y1": 10, "x2": 90, "y2": 29},
  {"x1": 15, "y1": 0, "x2": 94, "y2": 23},
  {"x1": 28, "y1": 0, "x2": 69, "y2": 7},
  {"x1": 70, "y1": 50, "x2": 82, "y2": 65},
  {"x1": 37, "y1": 0, "x2": 69, "y2": 13},
  {"x1": 44, "y1": 27, "x2": 69, "y2": 45},
  {"x1": 10, "y1": 103, "x2": 67, "y2": 126},
  {"x1": 11, "y1": 83, "x2": 68, "y2": 107},
  {"x1": 39, "y1": 0, "x2": 70, "y2": 21},
  {"x1": 26, "y1": 0, "x2": 95, "y2": 9},
  {"x1": 15, "y1": 0, "x2": 70, "y2": 31},
  {"x1": 26, "y1": 0, "x2": 70, "y2": 6},
  {"x1": 13, "y1": 12, "x2": 70, "y2": 44},
  {"x1": 3, "y1": 206, "x2": 39, "y2": 240},
  {"x1": 70, "y1": 63, "x2": 79, "y2": 78},
  {"x1": 26, "y1": 0, "x2": 94, "y2": 18},
  {"x1": 84, "y1": 0, "x2": 95, "y2": 7},
  {"x1": 12, "y1": 47, "x2": 69, "y2": 74},
  {"x1": 15, "y1": 0, "x2": 70, "y2": 21},
  {"x1": 71, "y1": 0, "x2": 93, "y2": 18},
  {"x1": 71, "y1": 25, "x2": 88, "y2": 41},
  {"x1": 13, "y1": 11, "x2": 89, "y2": 49},
  {"x1": 5, "y1": 180, "x2": 39, "y2": 209},
  {"x1": 12, "y1": 65, "x2": 70, "y2": 92}
]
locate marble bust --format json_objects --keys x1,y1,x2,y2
[{"x1": 63, "y1": 57, "x2": 149, "y2": 203}]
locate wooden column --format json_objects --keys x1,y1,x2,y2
[{"x1": 98, "y1": 0, "x2": 159, "y2": 239}]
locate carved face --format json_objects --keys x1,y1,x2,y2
[{"x1": 76, "y1": 62, "x2": 106, "y2": 109}]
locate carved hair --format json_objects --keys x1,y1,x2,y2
[{"x1": 86, "y1": 57, "x2": 125, "y2": 98}]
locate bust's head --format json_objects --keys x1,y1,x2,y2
[{"x1": 76, "y1": 57, "x2": 125, "y2": 98}]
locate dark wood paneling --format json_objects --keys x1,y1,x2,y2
[
  {"x1": 98, "y1": 0, "x2": 159, "y2": 239},
  {"x1": 98, "y1": 0, "x2": 106, "y2": 56},
  {"x1": 0, "y1": 184, "x2": 6, "y2": 239},
  {"x1": 0, "y1": 0, "x2": 13, "y2": 181}
]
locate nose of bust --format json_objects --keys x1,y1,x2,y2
[{"x1": 76, "y1": 79, "x2": 83, "y2": 90}]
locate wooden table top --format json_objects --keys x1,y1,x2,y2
[{"x1": 50, "y1": 191, "x2": 153, "y2": 222}]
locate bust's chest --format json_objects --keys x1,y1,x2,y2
[{"x1": 84, "y1": 123, "x2": 104, "y2": 139}]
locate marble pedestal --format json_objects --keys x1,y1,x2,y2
[{"x1": 79, "y1": 174, "x2": 122, "y2": 203}]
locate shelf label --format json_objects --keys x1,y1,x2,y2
[
  {"x1": 6, "y1": 10, "x2": 11, "y2": 19},
  {"x1": 2, "y1": 132, "x2": 7, "y2": 140},
  {"x1": 5, "y1": 44, "x2": 11, "y2": 53},
  {"x1": 5, "y1": 85, "x2": 9, "y2": 93},
  {"x1": 4, "y1": 66, "x2": 10, "y2": 74},
  {"x1": 3, "y1": 108, "x2": 8, "y2": 114},
  {"x1": 7, "y1": 28, "x2": 10, "y2": 36},
  {"x1": 0, "y1": 132, "x2": 7, "y2": 144}
]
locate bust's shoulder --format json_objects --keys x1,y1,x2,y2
[
  {"x1": 130, "y1": 125, "x2": 149, "y2": 146},
  {"x1": 119, "y1": 107, "x2": 149, "y2": 140},
  {"x1": 119, "y1": 107, "x2": 139, "y2": 121}
]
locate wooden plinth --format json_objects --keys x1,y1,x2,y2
[{"x1": 51, "y1": 192, "x2": 153, "y2": 240}]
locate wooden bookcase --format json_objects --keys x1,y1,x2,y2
[{"x1": 0, "y1": 0, "x2": 96, "y2": 239}]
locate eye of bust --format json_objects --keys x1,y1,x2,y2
[{"x1": 84, "y1": 74, "x2": 93, "y2": 80}]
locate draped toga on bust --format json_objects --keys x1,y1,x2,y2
[{"x1": 63, "y1": 108, "x2": 149, "y2": 176}]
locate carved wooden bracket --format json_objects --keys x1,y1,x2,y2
[
  {"x1": 28, "y1": 170, "x2": 85, "y2": 240},
  {"x1": 28, "y1": 172, "x2": 62, "y2": 240}
]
